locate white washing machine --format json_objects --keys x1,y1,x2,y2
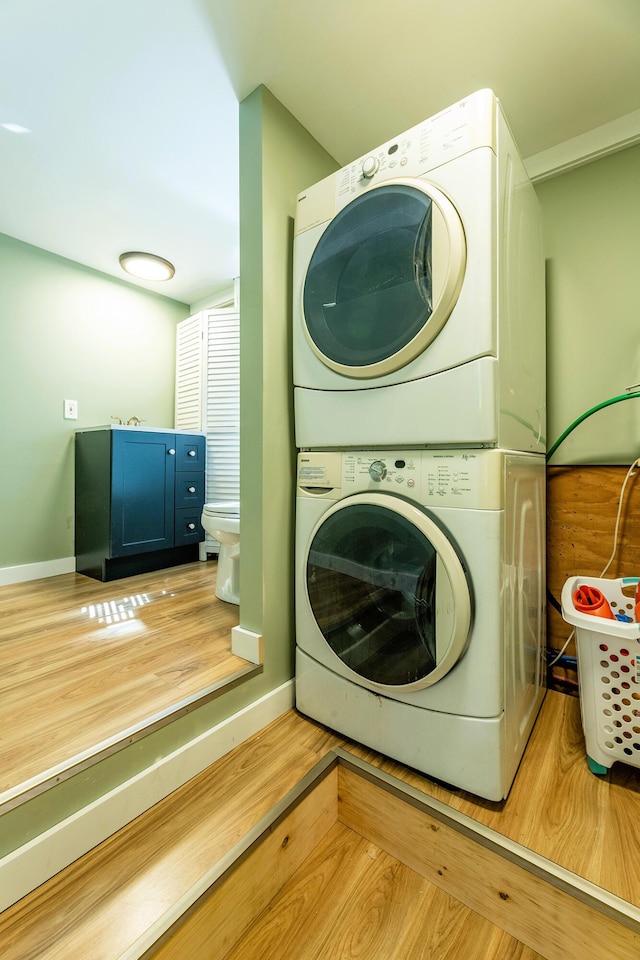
[
  {"x1": 293, "y1": 89, "x2": 545, "y2": 452},
  {"x1": 295, "y1": 448, "x2": 546, "y2": 800}
]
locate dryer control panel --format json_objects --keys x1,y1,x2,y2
[{"x1": 335, "y1": 88, "x2": 497, "y2": 207}]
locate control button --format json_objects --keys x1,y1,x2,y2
[
  {"x1": 369, "y1": 460, "x2": 387, "y2": 482},
  {"x1": 400, "y1": 157, "x2": 408, "y2": 166},
  {"x1": 407, "y1": 478, "x2": 416, "y2": 488},
  {"x1": 362, "y1": 156, "x2": 379, "y2": 179}
]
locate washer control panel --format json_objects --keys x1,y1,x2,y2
[
  {"x1": 343, "y1": 452, "x2": 418, "y2": 490},
  {"x1": 341, "y1": 449, "x2": 505, "y2": 509}
]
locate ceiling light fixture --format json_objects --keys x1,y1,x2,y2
[
  {"x1": 1, "y1": 122, "x2": 31, "y2": 134},
  {"x1": 119, "y1": 251, "x2": 175, "y2": 282}
]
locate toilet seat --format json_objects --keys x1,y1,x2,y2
[{"x1": 203, "y1": 501, "x2": 239, "y2": 518}]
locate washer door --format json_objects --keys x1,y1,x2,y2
[
  {"x1": 302, "y1": 179, "x2": 466, "y2": 379},
  {"x1": 305, "y1": 494, "x2": 472, "y2": 692}
]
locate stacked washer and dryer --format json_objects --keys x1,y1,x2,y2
[{"x1": 292, "y1": 89, "x2": 547, "y2": 801}]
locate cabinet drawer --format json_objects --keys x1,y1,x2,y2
[
  {"x1": 175, "y1": 435, "x2": 205, "y2": 472},
  {"x1": 175, "y1": 474, "x2": 205, "y2": 510},
  {"x1": 175, "y1": 508, "x2": 204, "y2": 546}
]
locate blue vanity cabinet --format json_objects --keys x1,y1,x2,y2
[{"x1": 75, "y1": 427, "x2": 206, "y2": 581}]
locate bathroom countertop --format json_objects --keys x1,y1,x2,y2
[{"x1": 75, "y1": 425, "x2": 206, "y2": 435}]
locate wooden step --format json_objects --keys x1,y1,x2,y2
[{"x1": 150, "y1": 752, "x2": 640, "y2": 960}]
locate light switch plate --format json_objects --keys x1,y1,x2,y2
[{"x1": 64, "y1": 399, "x2": 78, "y2": 420}]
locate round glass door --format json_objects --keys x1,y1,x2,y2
[
  {"x1": 302, "y1": 179, "x2": 466, "y2": 379},
  {"x1": 306, "y1": 494, "x2": 471, "y2": 691}
]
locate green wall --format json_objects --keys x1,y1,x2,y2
[
  {"x1": 0, "y1": 234, "x2": 188, "y2": 569},
  {"x1": 239, "y1": 86, "x2": 337, "y2": 676},
  {"x1": 536, "y1": 143, "x2": 640, "y2": 464}
]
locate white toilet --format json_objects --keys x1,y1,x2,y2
[{"x1": 201, "y1": 501, "x2": 240, "y2": 604}]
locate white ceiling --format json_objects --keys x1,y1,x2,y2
[{"x1": 2, "y1": 0, "x2": 639, "y2": 306}]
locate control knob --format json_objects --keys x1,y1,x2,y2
[
  {"x1": 369, "y1": 460, "x2": 387, "y2": 482},
  {"x1": 362, "y1": 156, "x2": 379, "y2": 179}
]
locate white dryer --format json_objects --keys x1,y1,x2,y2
[
  {"x1": 295, "y1": 448, "x2": 546, "y2": 801},
  {"x1": 293, "y1": 89, "x2": 545, "y2": 453}
]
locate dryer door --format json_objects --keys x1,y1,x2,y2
[
  {"x1": 302, "y1": 179, "x2": 466, "y2": 379},
  {"x1": 305, "y1": 493, "x2": 472, "y2": 692}
]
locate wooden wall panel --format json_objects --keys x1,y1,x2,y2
[
  {"x1": 546, "y1": 465, "x2": 640, "y2": 686},
  {"x1": 337, "y1": 765, "x2": 640, "y2": 960}
]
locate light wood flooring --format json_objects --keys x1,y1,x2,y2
[
  {"x1": 222, "y1": 821, "x2": 545, "y2": 960},
  {"x1": 2, "y1": 690, "x2": 640, "y2": 958},
  {"x1": 0, "y1": 561, "x2": 251, "y2": 810}
]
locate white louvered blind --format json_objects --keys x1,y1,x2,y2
[
  {"x1": 175, "y1": 313, "x2": 203, "y2": 431},
  {"x1": 175, "y1": 308, "x2": 240, "y2": 552},
  {"x1": 204, "y1": 309, "x2": 240, "y2": 507}
]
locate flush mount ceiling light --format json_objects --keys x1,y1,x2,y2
[
  {"x1": 119, "y1": 251, "x2": 175, "y2": 282},
  {"x1": 1, "y1": 122, "x2": 31, "y2": 134}
]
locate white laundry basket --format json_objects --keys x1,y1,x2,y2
[{"x1": 561, "y1": 576, "x2": 640, "y2": 775}]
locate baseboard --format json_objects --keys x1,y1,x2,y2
[
  {"x1": 0, "y1": 557, "x2": 76, "y2": 587},
  {"x1": 232, "y1": 625, "x2": 263, "y2": 663},
  {"x1": 0, "y1": 679, "x2": 295, "y2": 913}
]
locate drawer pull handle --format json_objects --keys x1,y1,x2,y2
[
  {"x1": 188, "y1": 450, "x2": 196, "y2": 457},
  {"x1": 168, "y1": 449, "x2": 176, "y2": 456},
  {"x1": 188, "y1": 486, "x2": 196, "y2": 494},
  {"x1": 187, "y1": 522, "x2": 196, "y2": 530}
]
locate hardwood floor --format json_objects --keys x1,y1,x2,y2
[
  {"x1": 0, "y1": 561, "x2": 252, "y2": 810},
  {"x1": 223, "y1": 822, "x2": 546, "y2": 960},
  {"x1": 2, "y1": 691, "x2": 639, "y2": 959}
]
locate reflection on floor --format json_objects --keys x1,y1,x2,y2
[{"x1": 0, "y1": 560, "x2": 253, "y2": 811}]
